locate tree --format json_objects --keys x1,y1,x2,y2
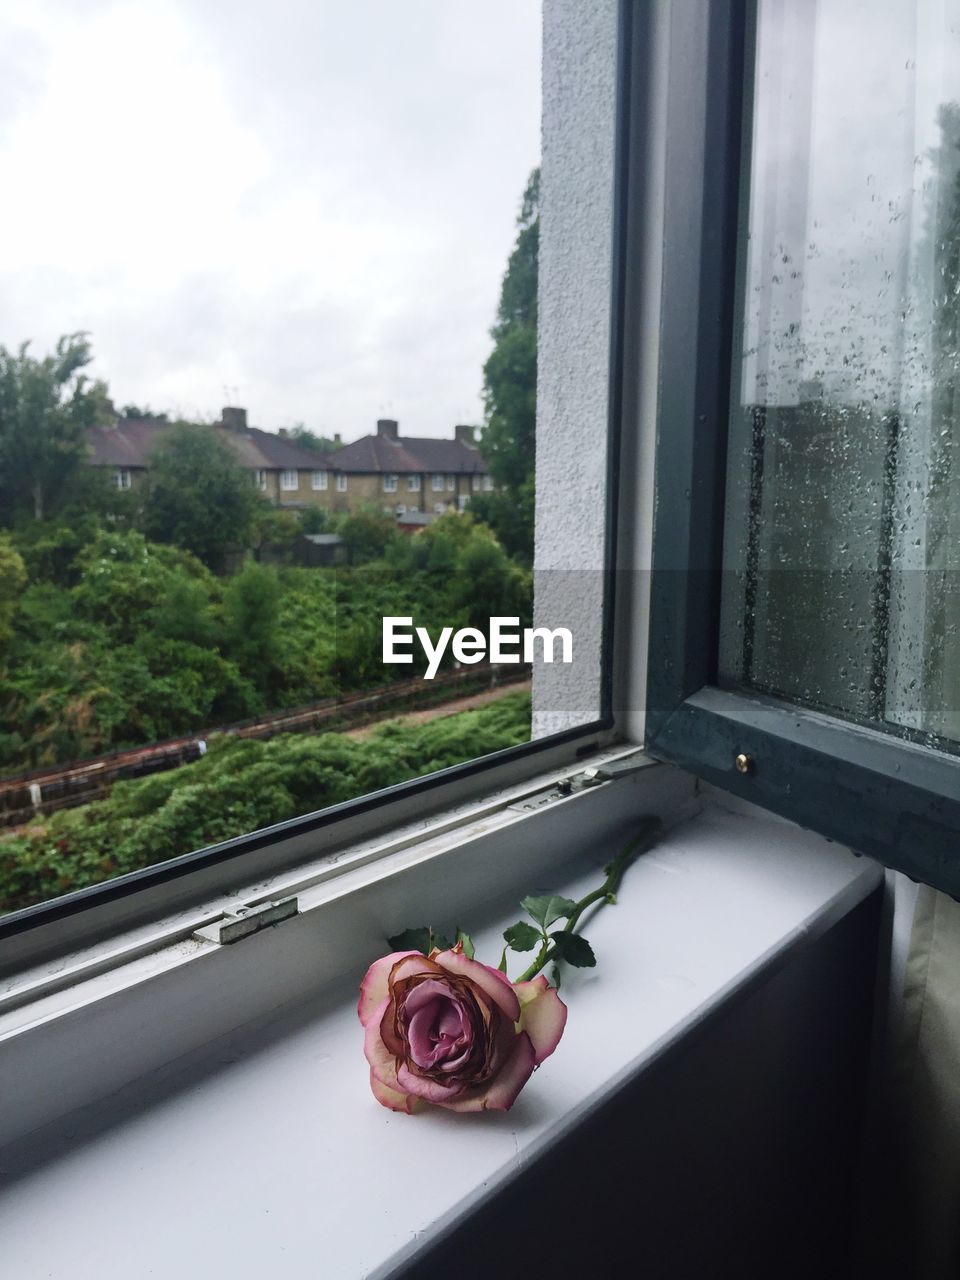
[
  {"x1": 286, "y1": 424, "x2": 338, "y2": 453},
  {"x1": 475, "y1": 169, "x2": 539, "y2": 561},
  {"x1": 142, "y1": 424, "x2": 262, "y2": 571},
  {"x1": 0, "y1": 333, "x2": 112, "y2": 522}
]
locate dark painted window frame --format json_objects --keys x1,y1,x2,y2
[{"x1": 644, "y1": 0, "x2": 960, "y2": 897}]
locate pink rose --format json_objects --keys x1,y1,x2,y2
[{"x1": 358, "y1": 942, "x2": 567, "y2": 1113}]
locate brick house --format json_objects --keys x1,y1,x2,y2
[
  {"x1": 319, "y1": 418, "x2": 492, "y2": 516},
  {"x1": 85, "y1": 410, "x2": 492, "y2": 516},
  {"x1": 85, "y1": 407, "x2": 335, "y2": 508}
]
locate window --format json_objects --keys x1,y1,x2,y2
[
  {"x1": 471, "y1": 474, "x2": 480, "y2": 492},
  {"x1": 457, "y1": 494, "x2": 469, "y2": 512},
  {"x1": 0, "y1": 0, "x2": 618, "y2": 944},
  {"x1": 483, "y1": 474, "x2": 493, "y2": 491},
  {"x1": 434, "y1": 502, "x2": 447, "y2": 514},
  {"x1": 312, "y1": 470, "x2": 328, "y2": 490},
  {"x1": 395, "y1": 503, "x2": 406, "y2": 515},
  {"x1": 115, "y1": 468, "x2": 131, "y2": 490},
  {"x1": 645, "y1": 0, "x2": 960, "y2": 895},
  {"x1": 383, "y1": 474, "x2": 398, "y2": 493}
]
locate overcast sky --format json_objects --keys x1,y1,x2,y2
[{"x1": 0, "y1": 0, "x2": 541, "y2": 441}]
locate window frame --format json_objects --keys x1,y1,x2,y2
[
  {"x1": 279, "y1": 468, "x2": 299, "y2": 491},
  {"x1": 642, "y1": 0, "x2": 960, "y2": 897},
  {"x1": 383, "y1": 473, "x2": 398, "y2": 493},
  {"x1": 407, "y1": 474, "x2": 421, "y2": 492},
  {"x1": 312, "y1": 470, "x2": 328, "y2": 490},
  {"x1": 336, "y1": 473, "x2": 347, "y2": 492},
  {"x1": 431, "y1": 472, "x2": 444, "y2": 491},
  {"x1": 115, "y1": 468, "x2": 131, "y2": 490}
]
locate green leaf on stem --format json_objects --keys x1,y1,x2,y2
[
  {"x1": 498, "y1": 946, "x2": 509, "y2": 973},
  {"x1": 387, "y1": 926, "x2": 433, "y2": 955},
  {"x1": 455, "y1": 928, "x2": 476, "y2": 959},
  {"x1": 521, "y1": 894, "x2": 578, "y2": 930},
  {"x1": 503, "y1": 921, "x2": 541, "y2": 952},
  {"x1": 551, "y1": 962, "x2": 563, "y2": 990},
  {"x1": 550, "y1": 932, "x2": 597, "y2": 968}
]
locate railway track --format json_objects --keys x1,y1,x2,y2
[{"x1": 0, "y1": 664, "x2": 531, "y2": 829}]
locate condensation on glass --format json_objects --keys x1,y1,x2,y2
[{"x1": 719, "y1": 0, "x2": 960, "y2": 750}]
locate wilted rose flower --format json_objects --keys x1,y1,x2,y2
[{"x1": 358, "y1": 942, "x2": 567, "y2": 1113}]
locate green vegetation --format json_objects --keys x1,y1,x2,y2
[
  {"x1": 473, "y1": 168, "x2": 539, "y2": 562},
  {"x1": 0, "y1": 511, "x2": 530, "y2": 772},
  {"x1": 0, "y1": 332, "x2": 114, "y2": 521},
  {"x1": 142, "y1": 424, "x2": 263, "y2": 571},
  {"x1": 0, "y1": 691, "x2": 531, "y2": 912}
]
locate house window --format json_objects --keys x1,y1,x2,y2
[
  {"x1": 383, "y1": 474, "x2": 398, "y2": 493},
  {"x1": 114, "y1": 468, "x2": 131, "y2": 490},
  {"x1": 431, "y1": 473, "x2": 444, "y2": 491},
  {"x1": 471, "y1": 475, "x2": 480, "y2": 492},
  {"x1": 395, "y1": 504, "x2": 406, "y2": 515},
  {"x1": 336, "y1": 474, "x2": 347, "y2": 492},
  {"x1": 408, "y1": 475, "x2": 421, "y2": 492},
  {"x1": 312, "y1": 471, "x2": 328, "y2": 491},
  {"x1": 434, "y1": 502, "x2": 446, "y2": 514},
  {"x1": 254, "y1": 470, "x2": 268, "y2": 490},
  {"x1": 280, "y1": 470, "x2": 298, "y2": 491},
  {"x1": 457, "y1": 495, "x2": 469, "y2": 512},
  {"x1": 483, "y1": 475, "x2": 493, "y2": 491},
  {"x1": 446, "y1": 475, "x2": 455, "y2": 491}
]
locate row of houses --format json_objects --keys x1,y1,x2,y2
[{"x1": 85, "y1": 409, "x2": 494, "y2": 524}]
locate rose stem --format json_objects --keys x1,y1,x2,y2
[{"x1": 516, "y1": 816, "x2": 662, "y2": 983}]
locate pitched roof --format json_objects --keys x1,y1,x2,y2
[
  {"x1": 85, "y1": 419, "x2": 327, "y2": 472},
  {"x1": 326, "y1": 433, "x2": 486, "y2": 475}
]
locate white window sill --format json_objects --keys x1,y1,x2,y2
[{"x1": 0, "y1": 789, "x2": 880, "y2": 1280}]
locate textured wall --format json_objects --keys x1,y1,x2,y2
[{"x1": 532, "y1": 0, "x2": 619, "y2": 736}]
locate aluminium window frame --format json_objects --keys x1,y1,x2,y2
[
  {"x1": 279, "y1": 468, "x2": 298, "y2": 491},
  {"x1": 312, "y1": 469, "x2": 328, "y2": 490},
  {"x1": 643, "y1": 0, "x2": 960, "y2": 897}
]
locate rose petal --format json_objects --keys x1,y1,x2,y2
[
  {"x1": 369, "y1": 1070, "x2": 421, "y2": 1114},
  {"x1": 363, "y1": 997, "x2": 402, "y2": 1084},
  {"x1": 396, "y1": 1061, "x2": 466, "y2": 1105},
  {"x1": 432, "y1": 948, "x2": 521, "y2": 1023},
  {"x1": 439, "y1": 1031, "x2": 537, "y2": 1113},
  {"x1": 357, "y1": 950, "x2": 421, "y2": 1026},
  {"x1": 514, "y1": 976, "x2": 567, "y2": 1065}
]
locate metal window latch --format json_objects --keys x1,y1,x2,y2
[
  {"x1": 509, "y1": 750, "x2": 656, "y2": 811},
  {"x1": 193, "y1": 897, "x2": 299, "y2": 946}
]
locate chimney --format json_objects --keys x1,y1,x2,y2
[
  {"x1": 278, "y1": 427, "x2": 289, "y2": 437},
  {"x1": 377, "y1": 418, "x2": 399, "y2": 441},
  {"x1": 333, "y1": 433, "x2": 342, "y2": 446},
  {"x1": 455, "y1": 424, "x2": 477, "y2": 445},
  {"x1": 221, "y1": 406, "x2": 248, "y2": 432}
]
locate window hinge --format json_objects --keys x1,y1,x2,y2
[
  {"x1": 509, "y1": 751, "x2": 656, "y2": 812},
  {"x1": 193, "y1": 897, "x2": 299, "y2": 945}
]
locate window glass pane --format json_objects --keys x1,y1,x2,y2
[
  {"x1": 720, "y1": 0, "x2": 960, "y2": 752},
  {"x1": 0, "y1": 0, "x2": 617, "y2": 917}
]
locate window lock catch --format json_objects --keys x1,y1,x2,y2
[{"x1": 194, "y1": 897, "x2": 299, "y2": 946}]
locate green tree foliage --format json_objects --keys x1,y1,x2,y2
[
  {"x1": 286, "y1": 424, "x2": 338, "y2": 452},
  {"x1": 339, "y1": 508, "x2": 399, "y2": 564},
  {"x1": 0, "y1": 333, "x2": 112, "y2": 522},
  {"x1": 0, "y1": 538, "x2": 26, "y2": 646},
  {"x1": 0, "y1": 692, "x2": 531, "y2": 912},
  {"x1": 474, "y1": 169, "x2": 539, "y2": 561},
  {"x1": 142, "y1": 423, "x2": 262, "y2": 570}
]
